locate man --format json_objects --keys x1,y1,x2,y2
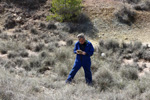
[{"x1": 65, "y1": 33, "x2": 94, "y2": 85}]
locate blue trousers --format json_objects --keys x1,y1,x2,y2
[{"x1": 66, "y1": 61, "x2": 92, "y2": 84}]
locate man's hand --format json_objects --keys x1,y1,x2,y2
[
  {"x1": 76, "y1": 50, "x2": 86, "y2": 55},
  {"x1": 82, "y1": 51, "x2": 86, "y2": 55},
  {"x1": 76, "y1": 50, "x2": 83, "y2": 54}
]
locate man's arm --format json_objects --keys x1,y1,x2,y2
[
  {"x1": 73, "y1": 42, "x2": 78, "y2": 54},
  {"x1": 85, "y1": 43, "x2": 94, "y2": 56}
]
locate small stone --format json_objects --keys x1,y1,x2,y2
[
  {"x1": 125, "y1": 37, "x2": 128, "y2": 40},
  {"x1": 101, "y1": 53, "x2": 106, "y2": 57}
]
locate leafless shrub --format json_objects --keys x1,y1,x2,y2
[
  {"x1": 115, "y1": 6, "x2": 136, "y2": 25},
  {"x1": 134, "y1": 1, "x2": 150, "y2": 11},
  {"x1": 120, "y1": 64, "x2": 138, "y2": 80}
]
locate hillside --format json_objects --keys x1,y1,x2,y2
[{"x1": 0, "y1": 0, "x2": 150, "y2": 100}]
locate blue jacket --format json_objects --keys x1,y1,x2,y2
[{"x1": 73, "y1": 40, "x2": 94, "y2": 64}]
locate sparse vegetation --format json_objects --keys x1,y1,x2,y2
[
  {"x1": 93, "y1": 68, "x2": 114, "y2": 91},
  {"x1": 120, "y1": 65, "x2": 138, "y2": 80},
  {"x1": 115, "y1": 6, "x2": 136, "y2": 25},
  {"x1": 30, "y1": 28, "x2": 39, "y2": 35},
  {"x1": 1, "y1": 0, "x2": 47, "y2": 9},
  {"x1": 34, "y1": 43, "x2": 45, "y2": 52},
  {"x1": 66, "y1": 38, "x2": 73, "y2": 46},
  {"x1": 124, "y1": 0, "x2": 140, "y2": 4},
  {"x1": 0, "y1": 0, "x2": 150, "y2": 99},
  {"x1": 47, "y1": 23, "x2": 57, "y2": 30},
  {"x1": 0, "y1": 26, "x2": 149, "y2": 100},
  {"x1": 134, "y1": 1, "x2": 150, "y2": 11},
  {"x1": 7, "y1": 51, "x2": 19, "y2": 59}
]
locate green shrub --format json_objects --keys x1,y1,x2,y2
[{"x1": 47, "y1": 0, "x2": 82, "y2": 22}]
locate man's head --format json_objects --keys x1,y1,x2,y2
[{"x1": 77, "y1": 33, "x2": 86, "y2": 44}]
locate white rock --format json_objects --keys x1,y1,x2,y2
[
  {"x1": 101, "y1": 53, "x2": 106, "y2": 57},
  {"x1": 16, "y1": 16, "x2": 22, "y2": 22}
]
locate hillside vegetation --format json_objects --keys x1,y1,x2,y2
[{"x1": 0, "y1": 0, "x2": 150, "y2": 100}]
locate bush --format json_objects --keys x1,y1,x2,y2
[
  {"x1": 19, "y1": 50, "x2": 29, "y2": 58},
  {"x1": 76, "y1": 13, "x2": 91, "y2": 24},
  {"x1": 124, "y1": 0, "x2": 140, "y2": 4},
  {"x1": 115, "y1": 6, "x2": 136, "y2": 25},
  {"x1": 93, "y1": 68, "x2": 114, "y2": 91},
  {"x1": 37, "y1": 66, "x2": 50, "y2": 74},
  {"x1": 39, "y1": 22, "x2": 46, "y2": 28},
  {"x1": 22, "y1": 61, "x2": 31, "y2": 71},
  {"x1": 55, "y1": 63, "x2": 69, "y2": 77},
  {"x1": 2, "y1": 0, "x2": 47, "y2": 9},
  {"x1": 99, "y1": 39, "x2": 120, "y2": 52},
  {"x1": 47, "y1": 43, "x2": 56, "y2": 52},
  {"x1": 47, "y1": 0, "x2": 82, "y2": 22},
  {"x1": 29, "y1": 57, "x2": 41, "y2": 68},
  {"x1": 42, "y1": 57, "x2": 55, "y2": 67},
  {"x1": 134, "y1": 1, "x2": 150, "y2": 11},
  {"x1": 0, "y1": 90, "x2": 15, "y2": 100},
  {"x1": 30, "y1": 28, "x2": 39, "y2": 35},
  {"x1": 4, "y1": 60, "x2": 16, "y2": 69},
  {"x1": 0, "y1": 47, "x2": 7, "y2": 54},
  {"x1": 39, "y1": 50, "x2": 50, "y2": 58},
  {"x1": 55, "y1": 47, "x2": 70, "y2": 61},
  {"x1": 7, "y1": 51, "x2": 18, "y2": 59},
  {"x1": 34, "y1": 43, "x2": 45, "y2": 52},
  {"x1": 66, "y1": 39, "x2": 73, "y2": 46},
  {"x1": 142, "y1": 51, "x2": 150, "y2": 61},
  {"x1": 4, "y1": 16, "x2": 16, "y2": 29},
  {"x1": 132, "y1": 41, "x2": 142, "y2": 51},
  {"x1": 120, "y1": 65, "x2": 138, "y2": 80},
  {"x1": 47, "y1": 23, "x2": 57, "y2": 30},
  {"x1": 13, "y1": 57, "x2": 24, "y2": 67}
]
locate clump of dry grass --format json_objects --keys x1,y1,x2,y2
[
  {"x1": 66, "y1": 38, "x2": 73, "y2": 46},
  {"x1": 34, "y1": 43, "x2": 45, "y2": 52},
  {"x1": 7, "y1": 51, "x2": 19, "y2": 59},
  {"x1": 115, "y1": 6, "x2": 136, "y2": 25},
  {"x1": 120, "y1": 64, "x2": 138, "y2": 80},
  {"x1": 1, "y1": 0, "x2": 47, "y2": 9},
  {"x1": 30, "y1": 28, "x2": 39, "y2": 35},
  {"x1": 93, "y1": 68, "x2": 114, "y2": 91},
  {"x1": 124, "y1": 0, "x2": 141, "y2": 4},
  {"x1": 134, "y1": 1, "x2": 150, "y2": 11}
]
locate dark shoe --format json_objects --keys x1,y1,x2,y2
[
  {"x1": 65, "y1": 80, "x2": 71, "y2": 84},
  {"x1": 86, "y1": 81, "x2": 93, "y2": 86}
]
